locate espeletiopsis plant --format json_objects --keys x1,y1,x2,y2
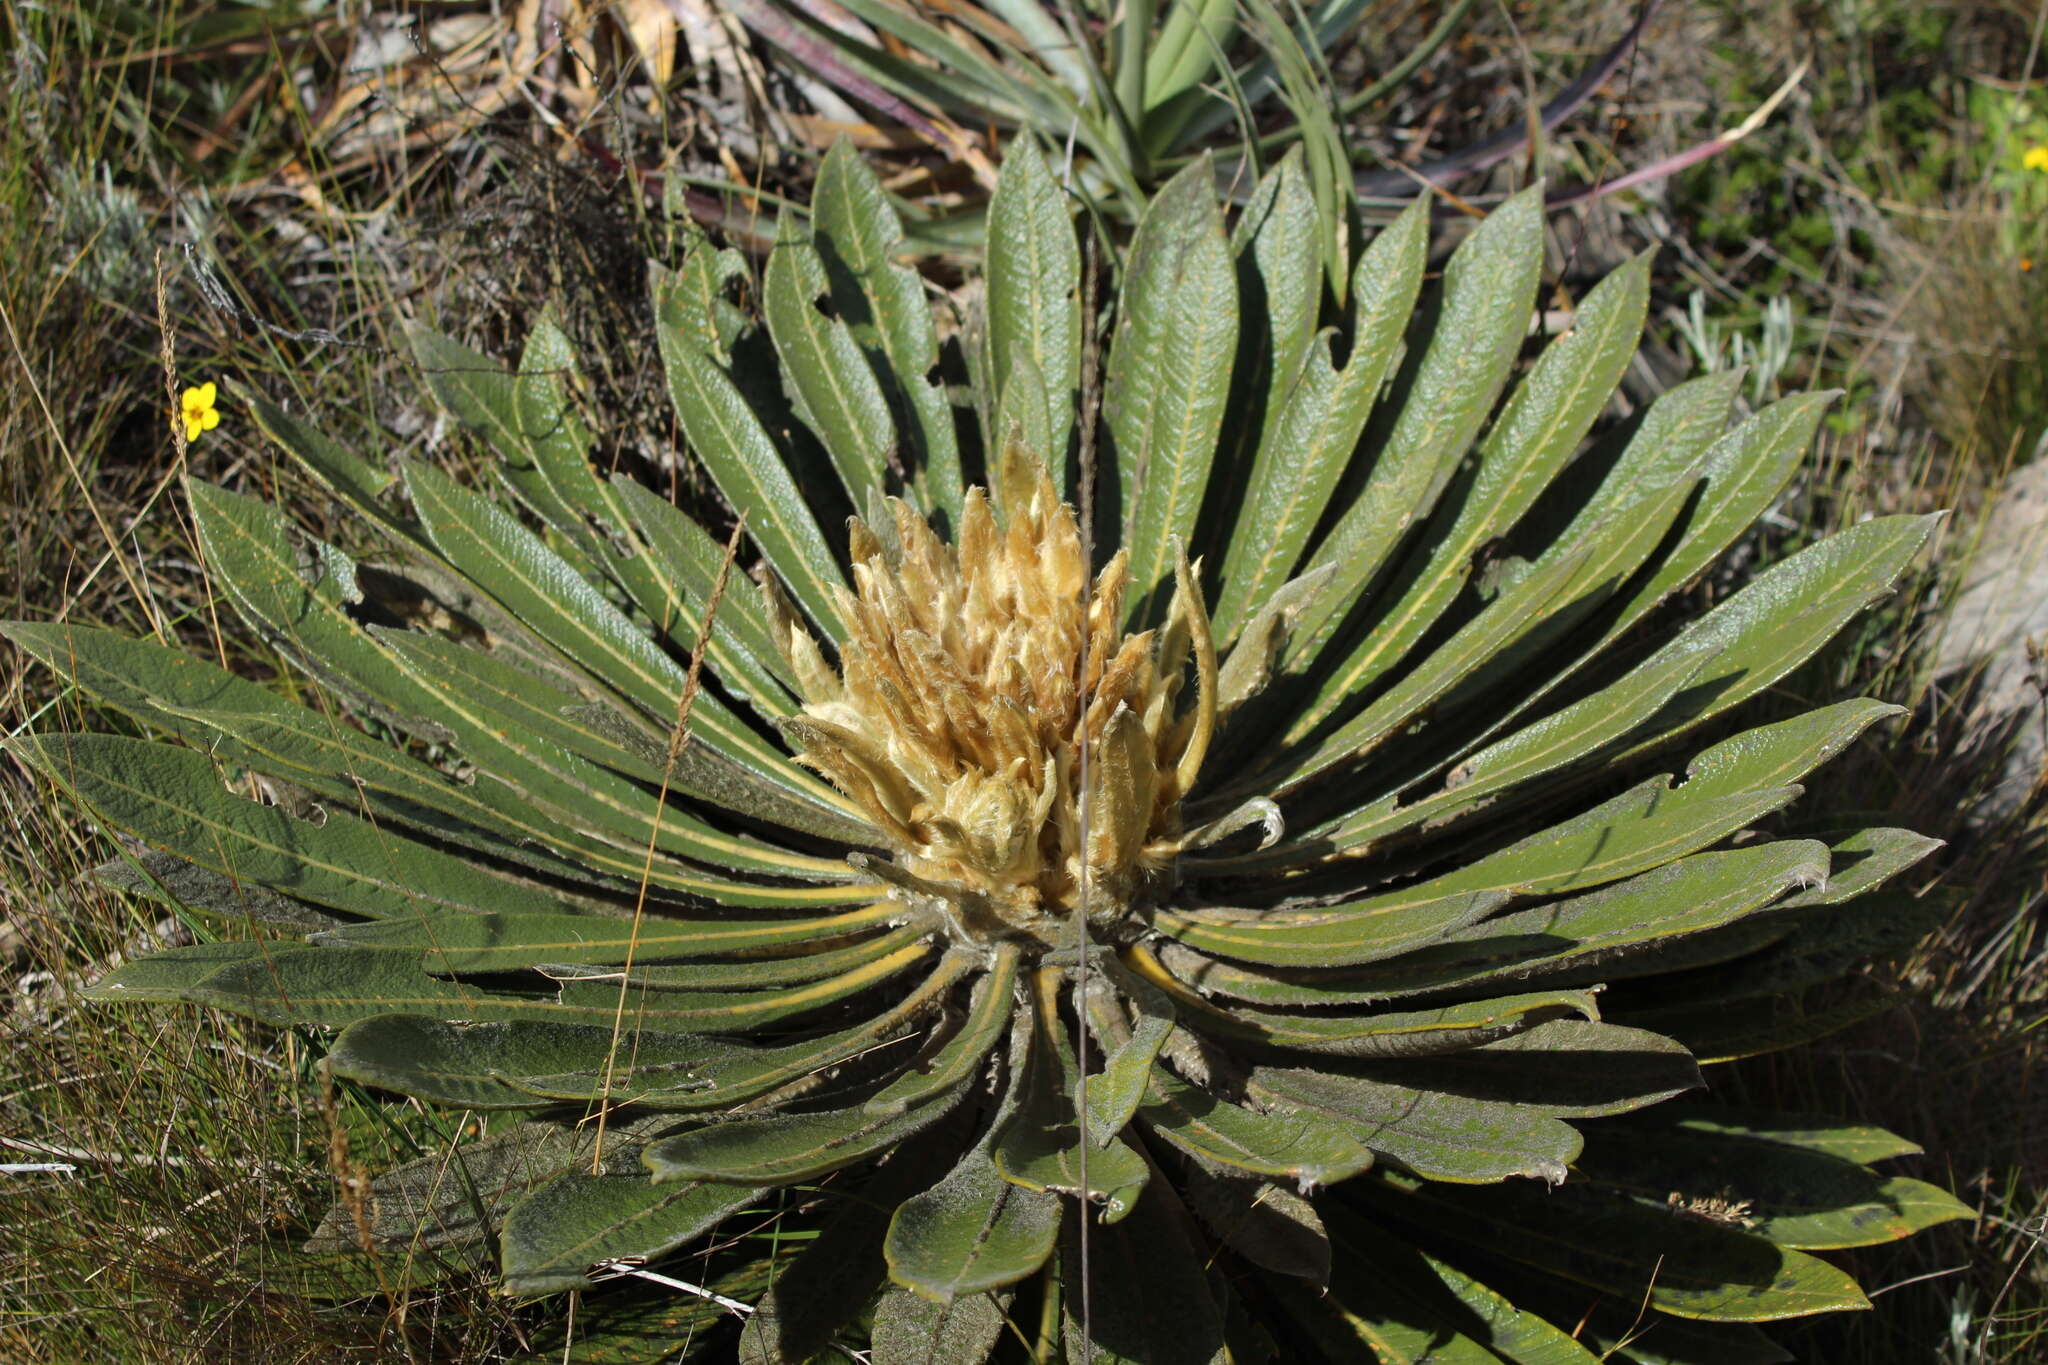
[{"x1": 9, "y1": 140, "x2": 1969, "y2": 1363}]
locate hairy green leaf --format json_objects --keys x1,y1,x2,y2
[{"x1": 1108, "y1": 156, "x2": 1238, "y2": 618}]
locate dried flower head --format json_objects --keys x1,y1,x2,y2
[{"x1": 773, "y1": 458, "x2": 1215, "y2": 945}]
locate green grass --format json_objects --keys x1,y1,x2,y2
[
  {"x1": 0, "y1": 4, "x2": 689, "y2": 1358},
  {"x1": 2, "y1": 0, "x2": 2045, "y2": 1360}
]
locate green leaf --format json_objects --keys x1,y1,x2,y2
[
  {"x1": 4, "y1": 623, "x2": 602, "y2": 890},
  {"x1": 642, "y1": 965, "x2": 997, "y2": 1185},
  {"x1": 607, "y1": 477, "x2": 798, "y2": 710},
  {"x1": 1249, "y1": 1065, "x2": 1584, "y2": 1185},
  {"x1": 1424, "y1": 369, "x2": 1744, "y2": 728},
  {"x1": 403, "y1": 319, "x2": 629, "y2": 612},
  {"x1": 328, "y1": 953, "x2": 977, "y2": 1111},
  {"x1": 1316, "y1": 843, "x2": 1835, "y2": 1002},
  {"x1": 501, "y1": 1168, "x2": 766, "y2": 1295},
  {"x1": 1080, "y1": 967, "x2": 1175, "y2": 1139},
  {"x1": 1306, "y1": 254, "x2": 1650, "y2": 714},
  {"x1": 1328, "y1": 646, "x2": 1716, "y2": 854},
  {"x1": 1614, "y1": 520, "x2": 1938, "y2": 760},
  {"x1": 886, "y1": 1144, "x2": 1061, "y2": 1302},
  {"x1": 1359, "y1": 1174, "x2": 1872, "y2": 1323},
  {"x1": 977, "y1": 0, "x2": 1091, "y2": 96},
  {"x1": 545, "y1": 921, "x2": 929, "y2": 991},
  {"x1": 146, "y1": 941, "x2": 928, "y2": 1031},
  {"x1": 1597, "y1": 1318, "x2": 1792, "y2": 1365},
  {"x1": 248, "y1": 398, "x2": 413, "y2": 546},
  {"x1": 1478, "y1": 1262, "x2": 1794, "y2": 1365},
  {"x1": 1257, "y1": 463, "x2": 1710, "y2": 805},
  {"x1": 1239, "y1": 0, "x2": 1352, "y2": 293},
  {"x1": 1678, "y1": 699, "x2": 1907, "y2": 803},
  {"x1": 1143, "y1": 0, "x2": 1235, "y2": 113},
  {"x1": 2, "y1": 620, "x2": 261, "y2": 754},
  {"x1": 642, "y1": 1090, "x2": 966, "y2": 1189},
  {"x1": 1107, "y1": 156, "x2": 1238, "y2": 618},
  {"x1": 187, "y1": 482, "x2": 450, "y2": 739},
  {"x1": 344, "y1": 908, "x2": 921, "y2": 994},
  {"x1": 1608, "y1": 392, "x2": 1836, "y2": 633},
  {"x1": 549, "y1": 944, "x2": 936, "y2": 1032},
  {"x1": 1138, "y1": 1066, "x2": 1374, "y2": 1185},
  {"x1": 654, "y1": 259, "x2": 848, "y2": 637},
  {"x1": 1622, "y1": 1106, "x2": 1925, "y2": 1165},
  {"x1": 1576, "y1": 1122, "x2": 1974, "y2": 1250},
  {"x1": 1268, "y1": 1220, "x2": 1538, "y2": 1365},
  {"x1": 1411, "y1": 778, "x2": 1805, "y2": 903},
  {"x1": 96, "y1": 848, "x2": 338, "y2": 929},
  {"x1": 1347, "y1": 699, "x2": 1904, "y2": 908},
  {"x1": 408, "y1": 322, "x2": 582, "y2": 518},
  {"x1": 813, "y1": 140, "x2": 964, "y2": 523},
  {"x1": 1365, "y1": 1019, "x2": 1703, "y2": 1117},
  {"x1": 1151, "y1": 888, "x2": 1499, "y2": 969},
  {"x1": 824, "y1": 0, "x2": 1081, "y2": 154},
  {"x1": 396, "y1": 459, "x2": 825, "y2": 814},
  {"x1": 1230, "y1": 152, "x2": 1321, "y2": 465},
  {"x1": 871, "y1": 1288, "x2": 1013, "y2": 1365},
  {"x1": 1296, "y1": 538, "x2": 1606, "y2": 772},
  {"x1": 1394, "y1": 1242, "x2": 1604, "y2": 1365},
  {"x1": 764, "y1": 228, "x2": 897, "y2": 508},
  {"x1": 865, "y1": 944, "x2": 1021, "y2": 1116},
  {"x1": 1292, "y1": 185, "x2": 1545, "y2": 663},
  {"x1": 1212, "y1": 195, "x2": 1427, "y2": 640},
  {"x1": 992, "y1": 972, "x2": 1150, "y2": 1221},
  {"x1": 412, "y1": 318, "x2": 801, "y2": 727},
  {"x1": 1132, "y1": 946, "x2": 1598, "y2": 1058},
  {"x1": 985, "y1": 139, "x2": 1081, "y2": 467},
  {"x1": 160, "y1": 694, "x2": 630, "y2": 885},
  {"x1": 327, "y1": 1015, "x2": 571, "y2": 1110},
  {"x1": 82, "y1": 940, "x2": 300, "y2": 1003},
  {"x1": 1774, "y1": 828, "x2": 1940, "y2": 909},
  {"x1": 304, "y1": 1118, "x2": 606, "y2": 1255},
  {"x1": 317, "y1": 903, "x2": 911, "y2": 970},
  {"x1": 1249, "y1": 1019, "x2": 1700, "y2": 1181},
  {"x1": 13, "y1": 733, "x2": 574, "y2": 921},
  {"x1": 1058, "y1": 1189, "x2": 1229, "y2": 1365},
  {"x1": 371, "y1": 628, "x2": 874, "y2": 869},
  {"x1": 652, "y1": 235, "x2": 750, "y2": 358},
  {"x1": 1182, "y1": 1163, "x2": 1330, "y2": 1283},
  {"x1": 740, "y1": 1143, "x2": 948, "y2": 1365}
]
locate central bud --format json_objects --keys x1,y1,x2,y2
[{"x1": 773, "y1": 464, "x2": 1216, "y2": 945}]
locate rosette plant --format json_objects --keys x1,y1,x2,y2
[{"x1": 10, "y1": 138, "x2": 1970, "y2": 1363}]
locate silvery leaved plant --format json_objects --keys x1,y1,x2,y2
[{"x1": 9, "y1": 140, "x2": 1969, "y2": 1363}]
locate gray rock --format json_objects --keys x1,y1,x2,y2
[{"x1": 1934, "y1": 461, "x2": 2048, "y2": 823}]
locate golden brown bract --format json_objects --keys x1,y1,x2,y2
[{"x1": 772, "y1": 463, "x2": 1217, "y2": 946}]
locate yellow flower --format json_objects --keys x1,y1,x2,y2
[
  {"x1": 179, "y1": 382, "x2": 220, "y2": 442},
  {"x1": 2024, "y1": 144, "x2": 2048, "y2": 173}
]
